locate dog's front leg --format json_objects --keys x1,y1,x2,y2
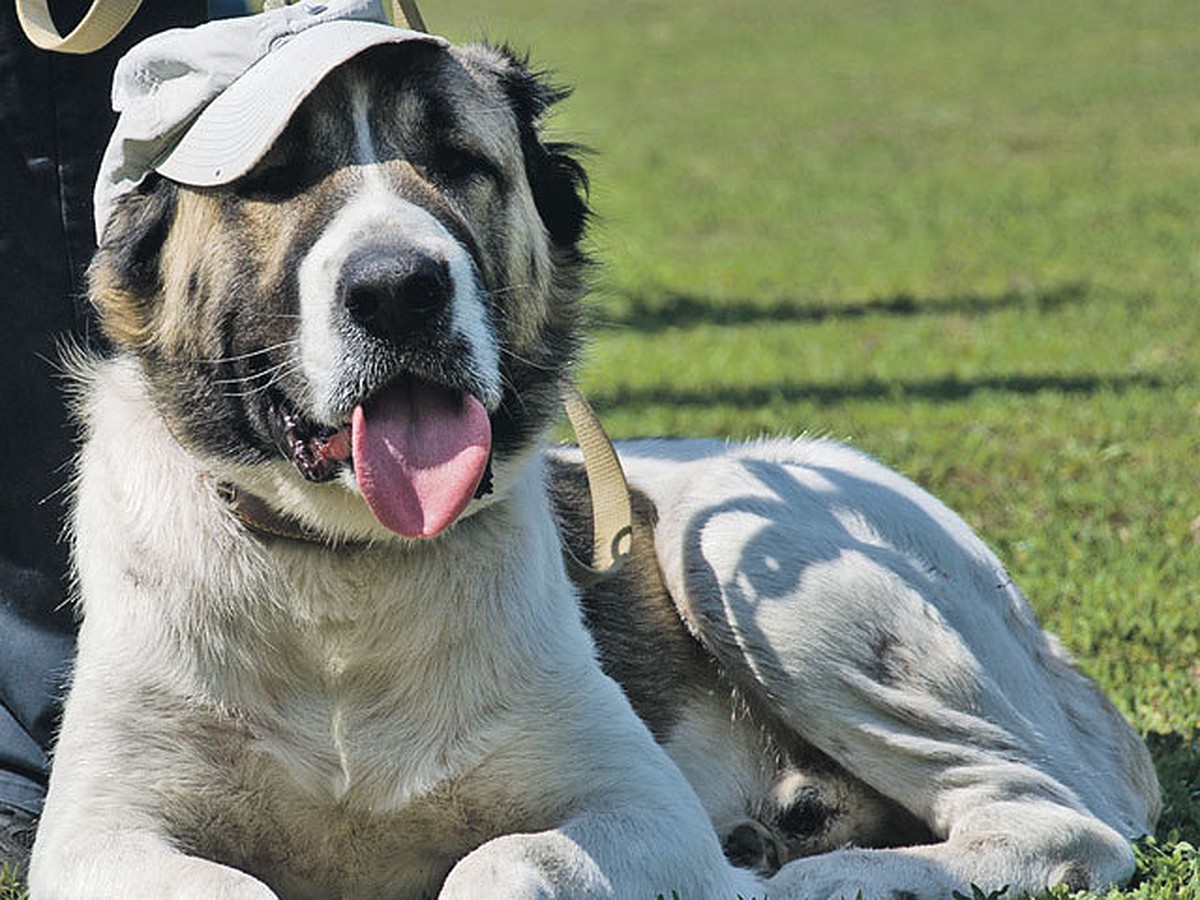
[
  {"x1": 436, "y1": 681, "x2": 763, "y2": 900},
  {"x1": 28, "y1": 831, "x2": 278, "y2": 900}
]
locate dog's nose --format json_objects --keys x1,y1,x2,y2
[{"x1": 339, "y1": 249, "x2": 452, "y2": 344}]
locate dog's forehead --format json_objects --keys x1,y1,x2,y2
[{"x1": 279, "y1": 43, "x2": 517, "y2": 162}]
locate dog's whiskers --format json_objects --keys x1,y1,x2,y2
[
  {"x1": 218, "y1": 361, "x2": 302, "y2": 398},
  {"x1": 494, "y1": 369, "x2": 532, "y2": 419},
  {"x1": 499, "y1": 345, "x2": 558, "y2": 374},
  {"x1": 198, "y1": 340, "x2": 299, "y2": 366},
  {"x1": 487, "y1": 283, "x2": 531, "y2": 299},
  {"x1": 212, "y1": 360, "x2": 296, "y2": 385}
]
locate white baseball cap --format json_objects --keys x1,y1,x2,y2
[{"x1": 94, "y1": 0, "x2": 447, "y2": 238}]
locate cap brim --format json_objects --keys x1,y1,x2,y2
[{"x1": 154, "y1": 20, "x2": 446, "y2": 187}]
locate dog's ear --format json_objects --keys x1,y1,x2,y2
[
  {"x1": 88, "y1": 177, "x2": 178, "y2": 349},
  {"x1": 496, "y1": 50, "x2": 590, "y2": 251}
]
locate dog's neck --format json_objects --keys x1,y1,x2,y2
[
  {"x1": 216, "y1": 415, "x2": 628, "y2": 585},
  {"x1": 217, "y1": 481, "x2": 355, "y2": 548},
  {"x1": 217, "y1": 474, "x2": 601, "y2": 587}
]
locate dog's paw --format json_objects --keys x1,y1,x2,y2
[
  {"x1": 28, "y1": 845, "x2": 280, "y2": 900},
  {"x1": 440, "y1": 832, "x2": 611, "y2": 899},
  {"x1": 177, "y1": 870, "x2": 280, "y2": 900},
  {"x1": 766, "y1": 846, "x2": 970, "y2": 900}
]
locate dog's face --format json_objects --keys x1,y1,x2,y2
[{"x1": 89, "y1": 42, "x2": 589, "y2": 539}]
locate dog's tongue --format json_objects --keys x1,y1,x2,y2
[{"x1": 351, "y1": 381, "x2": 491, "y2": 538}]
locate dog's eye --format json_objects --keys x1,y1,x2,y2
[
  {"x1": 430, "y1": 145, "x2": 500, "y2": 185},
  {"x1": 235, "y1": 163, "x2": 312, "y2": 202}
]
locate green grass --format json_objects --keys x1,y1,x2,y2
[
  {"x1": 5, "y1": 1, "x2": 1196, "y2": 897},
  {"x1": 0, "y1": 865, "x2": 22, "y2": 900}
]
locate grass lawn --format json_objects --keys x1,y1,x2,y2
[{"x1": 3, "y1": 0, "x2": 1196, "y2": 897}]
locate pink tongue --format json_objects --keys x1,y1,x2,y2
[{"x1": 351, "y1": 381, "x2": 492, "y2": 538}]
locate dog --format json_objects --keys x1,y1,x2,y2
[{"x1": 29, "y1": 12, "x2": 1160, "y2": 900}]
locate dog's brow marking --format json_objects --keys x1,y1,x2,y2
[{"x1": 350, "y1": 79, "x2": 378, "y2": 167}]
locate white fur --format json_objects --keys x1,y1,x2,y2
[
  {"x1": 611, "y1": 438, "x2": 1161, "y2": 897},
  {"x1": 296, "y1": 183, "x2": 500, "y2": 416},
  {"x1": 661, "y1": 697, "x2": 778, "y2": 842},
  {"x1": 30, "y1": 360, "x2": 761, "y2": 899},
  {"x1": 297, "y1": 86, "x2": 500, "y2": 423}
]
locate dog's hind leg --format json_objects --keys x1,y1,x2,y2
[{"x1": 643, "y1": 442, "x2": 1159, "y2": 898}]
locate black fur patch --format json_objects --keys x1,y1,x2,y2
[
  {"x1": 548, "y1": 458, "x2": 716, "y2": 738},
  {"x1": 496, "y1": 48, "x2": 591, "y2": 250},
  {"x1": 776, "y1": 785, "x2": 832, "y2": 840},
  {"x1": 89, "y1": 177, "x2": 177, "y2": 346},
  {"x1": 485, "y1": 49, "x2": 591, "y2": 460},
  {"x1": 722, "y1": 822, "x2": 781, "y2": 873}
]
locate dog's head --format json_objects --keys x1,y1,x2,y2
[{"x1": 89, "y1": 40, "x2": 589, "y2": 541}]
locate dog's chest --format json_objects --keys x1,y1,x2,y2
[
  {"x1": 165, "y1": 555, "x2": 526, "y2": 896},
  {"x1": 178, "y1": 755, "x2": 505, "y2": 900},
  {"x1": 223, "y1": 568, "x2": 491, "y2": 803}
]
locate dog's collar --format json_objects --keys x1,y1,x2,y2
[
  {"x1": 216, "y1": 386, "x2": 633, "y2": 583},
  {"x1": 216, "y1": 482, "x2": 355, "y2": 548}
]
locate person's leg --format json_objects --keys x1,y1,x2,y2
[
  {"x1": 0, "y1": 0, "x2": 207, "y2": 875},
  {"x1": 0, "y1": 801, "x2": 37, "y2": 875}
]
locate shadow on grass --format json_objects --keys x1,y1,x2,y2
[
  {"x1": 1145, "y1": 730, "x2": 1200, "y2": 840},
  {"x1": 595, "y1": 282, "x2": 1088, "y2": 333},
  {"x1": 588, "y1": 371, "x2": 1165, "y2": 412}
]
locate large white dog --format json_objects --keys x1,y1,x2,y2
[{"x1": 29, "y1": 3, "x2": 1159, "y2": 898}]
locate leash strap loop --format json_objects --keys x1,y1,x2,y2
[
  {"x1": 560, "y1": 384, "x2": 633, "y2": 586},
  {"x1": 16, "y1": 0, "x2": 424, "y2": 54},
  {"x1": 388, "y1": 0, "x2": 425, "y2": 31},
  {"x1": 15, "y1": 0, "x2": 143, "y2": 53}
]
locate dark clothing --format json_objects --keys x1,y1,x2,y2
[{"x1": 0, "y1": 0, "x2": 207, "y2": 813}]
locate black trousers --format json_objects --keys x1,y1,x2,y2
[{"x1": 0, "y1": 0, "x2": 207, "y2": 812}]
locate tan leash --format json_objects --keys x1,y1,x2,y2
[
  {"x1": 388, "y1": 0, "x2": 425, "y2": 31},
  {"x1": 267, "y1": 0, "x2": 425, "y2": 28},
  {"x1": 15, "y1": 0, "x2": 142, "y2": 53},
  {"x1": 559, "y1": 384, "x2": 633, "y2": 584},
  {"x1": 20, "y1": 0, "x2": 634, "y2": 583},
  {"x1": 15, "y1": 0, "x2": 424, "y2": 53}
]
